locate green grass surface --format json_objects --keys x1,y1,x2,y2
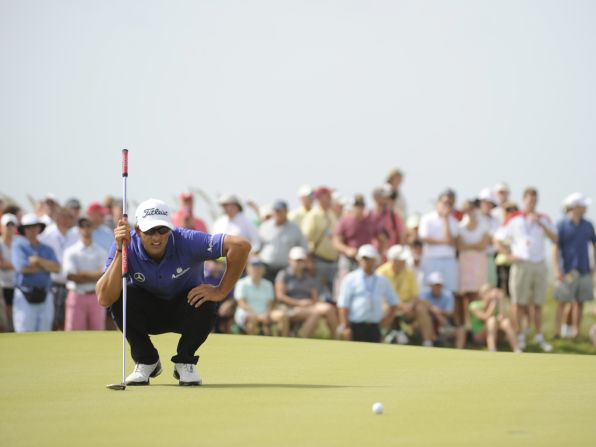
[{"x1": 1, "y1": 332, "x2": 596, "y2": 447}]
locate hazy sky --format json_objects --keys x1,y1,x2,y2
[{"x1": 1, "y1": 0, "x2": 594, "y2": 226}]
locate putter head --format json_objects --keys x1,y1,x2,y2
[{"x1": 106, "y1": 383, "x2": 126, "y2": 391}]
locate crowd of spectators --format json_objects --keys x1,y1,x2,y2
[{"x1": 1, "y1": 168, "x2": 595, "y2": 353}]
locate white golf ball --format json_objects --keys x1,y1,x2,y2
[{"x1": 372, "y1": 402, "x2": 384, "y2": 414}]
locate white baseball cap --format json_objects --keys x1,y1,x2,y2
[
  {"x1": 135, "y1": 198, "x2": 174, "y2": 232},
  {"x1": 289, "y1": 246, "x2": 308, "y2": 260},
  {"x1": 298, "y1": 185, "x2": 314, "y2": 198},
  {"x1": 494, "y1": 182, "x2": 510, "y2": 193},
  {"x1": 1, "y1": 213, "x2": 17, "y2": 226},
  {"x1": 406, "y1": 214, "x2": 420, "y2": 230},
  {"x1": 564, "y1": 192, "x2": 591, "y2": 209},
  {"x1": 356, "y1": 244, "x2": 380, "y2": 261},
  {"x1": 387, "y1": 245, "x2": 409, "y2": 261},
  {"x1": 478, "y1": 188, "x2": 497, "y2": 204},
  {"x1": 427, "y1": 271, "x2": 444, "y2": 285}
]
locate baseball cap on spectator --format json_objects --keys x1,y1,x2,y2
[
  {"x1": 1, "y1": 213, "x2": 17, "y2": 227},
  {"x1": 356, "y1": 244, "x2": 380, "y2": 261},
  {"x1": 218, "y1": 193, "x2": 243, "y2": 211},
  {"x1": 314, "y1": 186, "x2": 332, "y2": 198},
  {"x1": 135, "y1": 198, "x2": 174, "y2": 232},
  {"x1": 372, "y1": 185, "x2": 391, "y2": 199},
  {"x1": 18, "y1": 213, "x2": 46, "y2": 235},
  {"x1": 298, "y1": 185, "x2": 314, "y2": 198},
  {"x1": 64, "y1": 198, "x2": 82, "y2": 210},
  {"x1": 260, "y1": 204, "x2": 274, "y2": 219},
  {"x1": 494, "y1": 182, "x2": 510, "y2": 193},
  {"x1": 352, "y1": 194, "x2": 366, "y2": 207},
  {"x1": 564, "y1": 192, "x2": 591, "y2": 209},
  {"x1": 387, "y1": 245, "x2": 409, "y2": 261},
  {"x1": 87, "y1": 202, "x2": 108, "y2": 216},
  {"x1": 248, "y1": 256, "x2": 264, "y2": 267},
  {"x1": 77, "y1": 215, "x2": 92, "y2": 227},
  {"x1": 44, "y1": 193, "x2": 58, "y2": 204},
  {"x1": 427, "y1": 271, "x2": 444, "y2": 285},
  {"x1": 477, "y1": 188, "x2": 497, "y2": 205},
  {"x1": 386, "y1": 168, "x2": 404, "y2": 182},
  {"x1": 289, "y1": 246, "x2": 308, "y2": 261},
  {"x1": 406, "y1": 214, "x2": 420, "y2": 230},
  {"x1": 272, "y1": 200, "x2": 288, "y2": 211}
]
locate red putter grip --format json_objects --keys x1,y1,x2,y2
[
  {"x1": 122, "y1": 244, "x2": 128, "y2": 276},
  {"x1": 122, "y1": 149, "x2": 128, "y2": 177}
]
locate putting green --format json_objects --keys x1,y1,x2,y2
[{"x1": 1, "y1": 332, "x2": 595, "y2": 447}]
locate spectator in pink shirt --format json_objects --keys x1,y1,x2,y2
[
  {"x1": 172, "y1": 192, "x2": 208, "y2": 232},
  {"x1": 370, "y1": 186, "x2": 406, "y2": 258}
]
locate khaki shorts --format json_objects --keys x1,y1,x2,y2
[
  {"x1": 555, "y1": 271, "x2": 594, "y2": 303},
  {"x1": 509, "y1": 261, "x2": 548, "y2": 306}
]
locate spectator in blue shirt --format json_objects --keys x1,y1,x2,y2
[
  {"x1": 337, "y1": 244, "x2": 399, "y2": 343},
  {"x1": 12, "y1": 214, "x2": 60, "y2": 332},
  {"x1": 419, "y1": 271, "x2": 456, "y2": 342},
  {"x1": 96, "y1": 198, "x2": 251, "y2": 386},
  {"x1": 553, "y1": 193, "x2": 596, "y2": 339}
]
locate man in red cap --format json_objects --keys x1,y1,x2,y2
[
  {"x1": 86, "y1": 202, "x2": 114, "y2": 252},
  {"x1": 172, "y1": 193, "x2": 208, "y2": 232}
]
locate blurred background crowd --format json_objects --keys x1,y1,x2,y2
[{"x1": 2, "y1": 167, "x2": 595, "y2": 353}]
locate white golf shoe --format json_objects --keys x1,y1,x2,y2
[
  {"x1": 125, "y1": 360, "x2": 162, "y2": 386},
  {"x1": 174, "y1": 363, "x2": 202, "y2": 386}
]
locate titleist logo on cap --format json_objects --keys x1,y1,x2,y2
[{"x1": 142, "y1": 208, "x2": 168, "y2": 218}]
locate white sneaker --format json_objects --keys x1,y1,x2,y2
[
  {"x1": 422, "y1": 340, "x2": 434, "y2": 347},
  {"x1": 395, "y1": 330, "x2": 409, "y2": 345},
  {"x1": 517, "y1": 334, "x2": 526, "y2": 351},
  {"x1": 533, "y1": 334, "x2": 552, "y2": 353},
  {"x1": 174, "y1": 363, "x2": 202, "y2": 386},
  {"x1": 383, "y1": 330, "x2": 398, "y2": 344},
  {"x1": 125, "y1": 360, "x2": 162, "y2": 386}
]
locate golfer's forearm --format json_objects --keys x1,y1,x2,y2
[
  {"x1": 96, "y1": 256, "x2": 123, "y2": 307},
  {"x1": 218, "y1": 237, "x2": 251, "y2": 296}
]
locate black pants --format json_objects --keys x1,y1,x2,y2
[
  {"x1": 110, "y1": 286, "x2": 217, "y2": 365},
  {"x1": 350, "y1": 322, "x2": 381, "y2": 343}
]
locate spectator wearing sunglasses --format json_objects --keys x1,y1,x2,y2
[{"x1": 96, "y1": 198, "x2": 251, "y2": 386}]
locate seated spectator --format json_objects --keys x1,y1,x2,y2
[
  {"x1": 172, "y1": 192, "x2": 208, "y2": 232},
  {"x1": 469, "y1": 286, "x2": 520, "y2": 352},
  {"x1": 419, "y1": 272, "x2": 455, "y2": 344},
  {"x1": 337, "y1": 244, "x2": 398, "y2": 343},
  {"x1": 258, "y1": 200, "x2": 308, "y2": 283},
  {"x1": 62, "y1": 215, "x2": 108, "y2": 330},
  {"x1": 204, "y1": 260, "x2": 236, "y2": 334},
  {"x1": 234, "y1": 258, "x2": 289, "y2": 336},
  {"x1": 275, "y1": 247, "x2": 338, "y2": 338},
  {"x1": 377, "y1": 245, "x2": 434, "y2": 346}
]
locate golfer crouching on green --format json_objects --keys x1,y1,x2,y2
[{"x1": 96, "y1": 198, "x2": 250, "y2": 386}]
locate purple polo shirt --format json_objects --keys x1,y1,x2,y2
[
  {"x1": 105, "y1": 228, "x2": 225, "y2": 301},
  {"x1": 557, "y1": 217, "x2": 596, "y2": 275}
]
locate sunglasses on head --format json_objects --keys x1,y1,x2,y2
[{"x1": 143, "y1": 226, "x2": 171, "y2": 236}]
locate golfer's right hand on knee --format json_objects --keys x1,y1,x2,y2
[
  {"x1": 114, "y1": 218, "x2": 131, "y2": 249},
  {"x1": 187, "y1": 284, "x2": 226, "y2": 308}
]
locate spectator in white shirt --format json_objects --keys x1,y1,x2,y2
[
  {"x1": 213, "y1": 194, "x2": 260, "y2": 252},
  {"x1": 495, "y1": 187, "x2": 557, "y2": 352},
  {"x1": 62, "y1": 216, "x2": 108, "y2": 330},
  {"x1": 418, "y1": 192, "x2": 460, "y2": 294}
]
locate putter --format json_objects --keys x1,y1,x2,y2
[{"x1": 107, "y1": 149, "x2": 129, "y2": 391}]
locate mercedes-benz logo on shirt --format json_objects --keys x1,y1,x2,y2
[{"x1": 133, "y1": 272, "x2": 146, "y2": 282}]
